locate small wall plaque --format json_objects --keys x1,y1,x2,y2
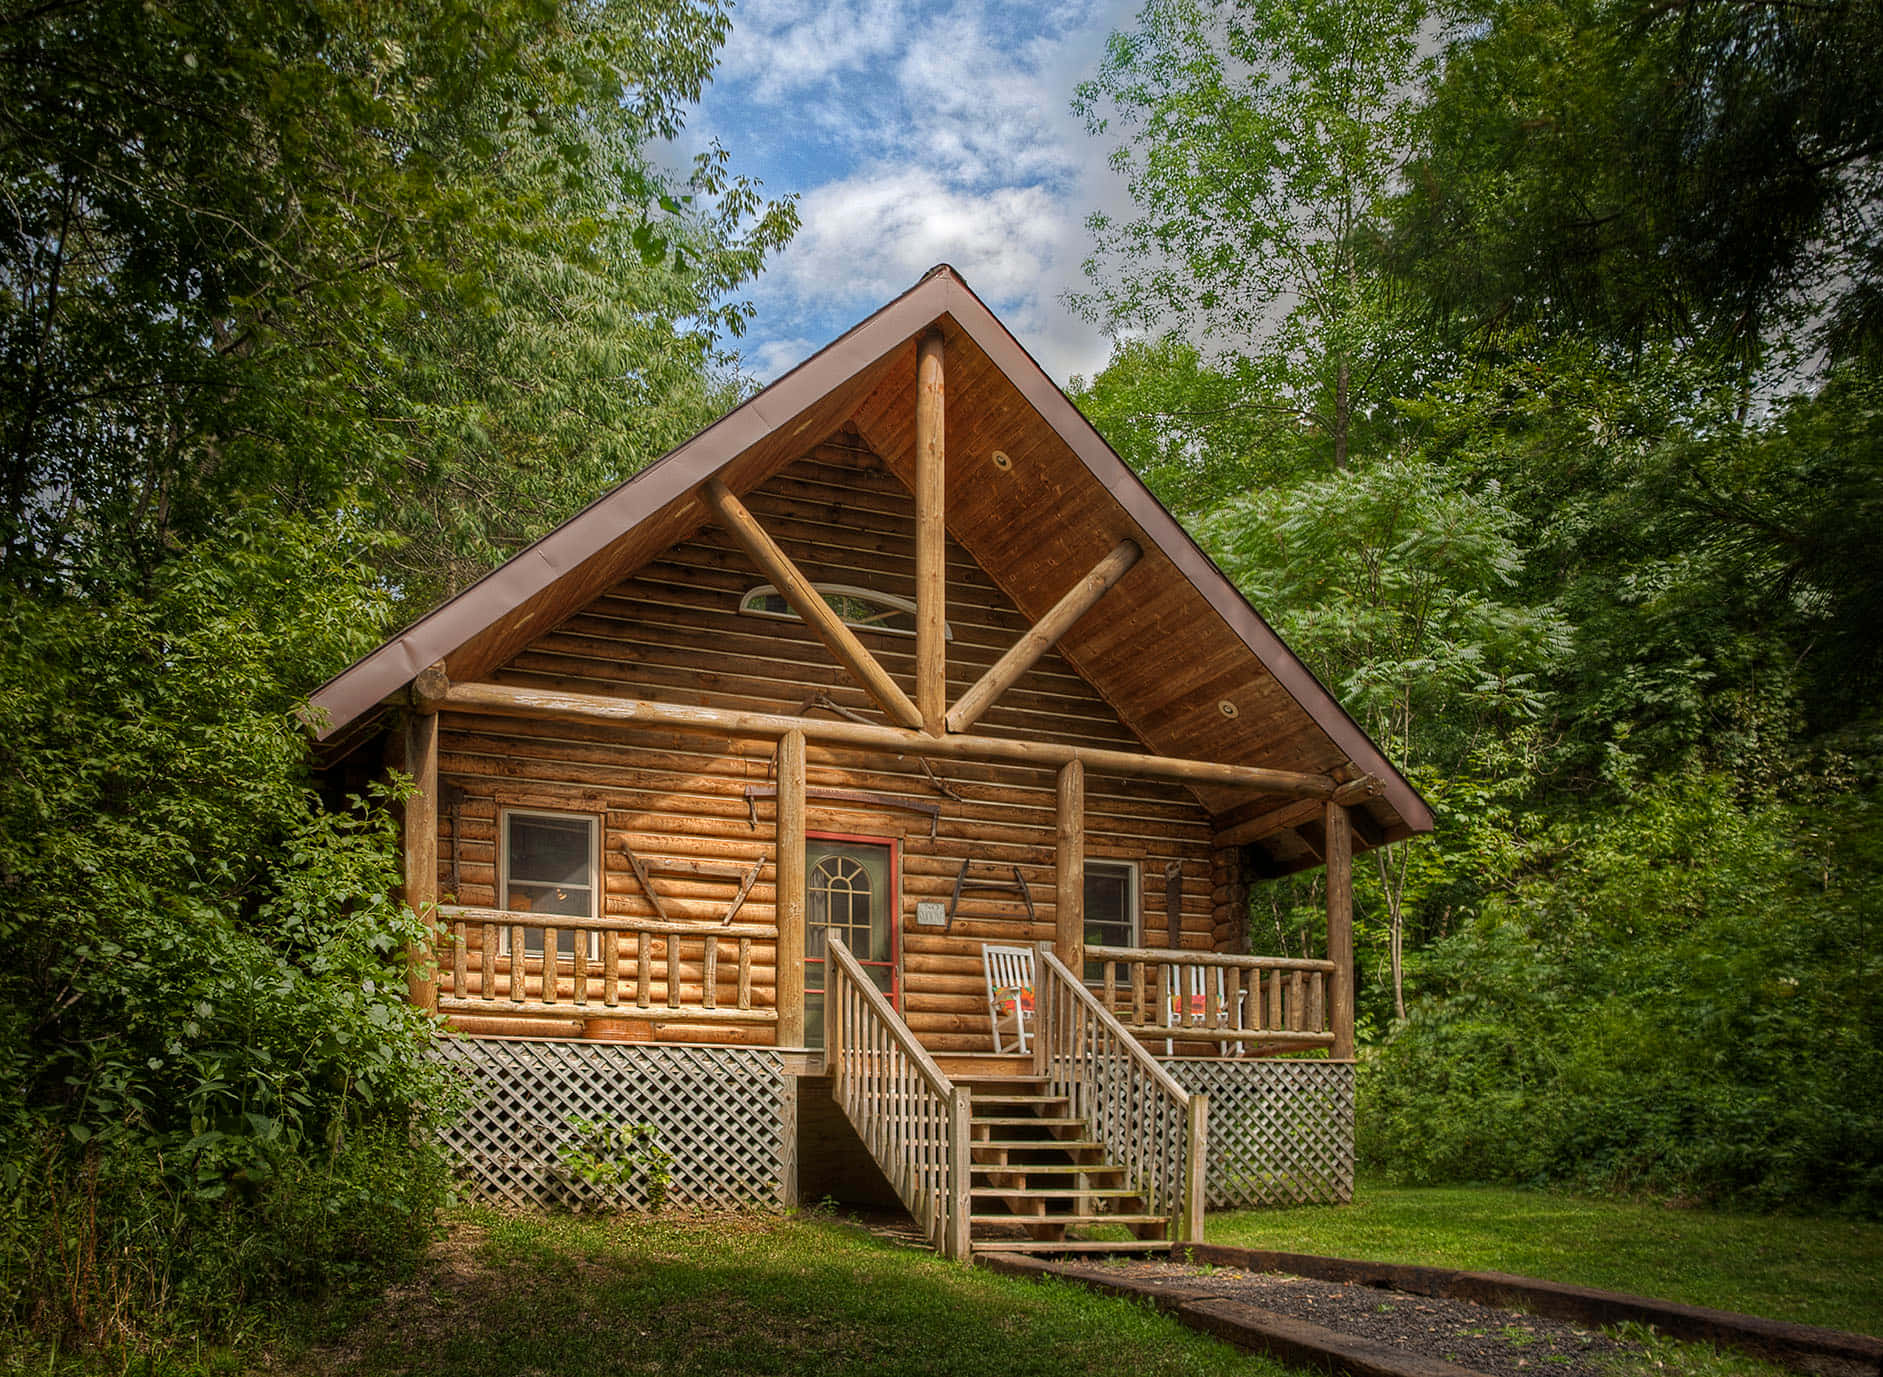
[{"x1": 915, "y1": 901, "x2": 948, "y2": 928}]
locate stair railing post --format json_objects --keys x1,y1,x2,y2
[
  {"x1": 827, "y1": 955, "x2": 845, "y2": 1092},
  {"x1": 1182, "y1": 1093, "x2": 1209, "y2": 1244},
  {"x1": 947, "y1": 1085, "x2": 971, "y2": 1261},
  {"x1": 1032, "y1": 940, "x2": 1052, "y2": 1080}
]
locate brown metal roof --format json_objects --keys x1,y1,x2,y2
[{"x1": 307, "y1": 266, "x2": 1433, "y2": 851}]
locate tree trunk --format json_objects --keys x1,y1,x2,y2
[
  {"x1": 1333, "y1": 354, "x2": 1351, "y2": 471},
  {"x1": 1377, "y1": 848, "x2": 1405, "y2": 1020}
]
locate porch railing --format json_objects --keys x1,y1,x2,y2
[
  {"x1": 435, "y1": 904, "x2": 778, "y2": 1027},
  {"x1": 1033, "y1": 947, "x2": 1206, "y2": 1243},
  {"x1": 1086, "y1": 945, "x2": 1337, "y2": 1054},
  {"x1": 826, "y1": 935, "x2": 971, "y2": 1259}
]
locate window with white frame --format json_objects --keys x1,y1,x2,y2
[
  {"x1": 1083, "y1": 860, "x2": 1138, "y2": 982},
  {"x1": 739, "y1": 582, "x2": 952, "y2": 640},
  {"x1": 499, "y1": 809, "x2": 600, "y2": 959}
]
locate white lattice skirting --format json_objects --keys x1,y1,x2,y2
[
  {"x1": 433, "y1": 1040, "x2": 793, "y2": 1210},
  {"x1": 1167, "y1": 1059, "x2": 1355, "y2": 1208}
]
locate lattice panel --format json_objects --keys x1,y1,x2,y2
[
  {"x1": 1167, "y1": 1059, "x2": 1354, "y2": 1208},
  {"x1": 433, "y1": 1040, "x2": 791, "y2": 1210}
]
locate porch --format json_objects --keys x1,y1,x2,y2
[{"x1": 429, "y1": 929, "x2": 1356, "y2": 1259}]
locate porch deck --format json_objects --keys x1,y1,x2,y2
[{"x1": 432, "y1": 937, "x2": 1356, "y2": 1258}]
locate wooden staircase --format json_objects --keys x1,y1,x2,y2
[{"x1": 955, "y1": 1074, "x2": 1175, "y2": 1255}]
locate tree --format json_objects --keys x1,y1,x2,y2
[
  {"x1": 1199, "y1": 455, "x2": 1568, "y2": 1016},
  {"x1": 1068, "y1": 337, "x2": 1271, "y2": 516},
  {"x1": 1074, "y1": 0, "x2": 1434, "y2": 470},
  {"x1": 0, "y1": 0, "x2": 794, "y2": 597},
  {"x1": 1393, "y1": 0, "x2": 1883, "y2": 376},
  {"x1": 0, "y1": 0, "x2": 795, "y2": 1344}
]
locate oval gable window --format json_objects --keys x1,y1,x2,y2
[{"x1": 739, "y1": 583, "x2": 951, "y2": 640}]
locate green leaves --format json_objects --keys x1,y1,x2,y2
[
  {"x1": 0, "y1": 0, "x2": 795, "y2": 600},
  {"x1": 1362, "y1": 776, "x2": 1883, "y2": 1212},
  {"x1": 1075, "y1": 0, "x2": 1434, "y2": 469}
]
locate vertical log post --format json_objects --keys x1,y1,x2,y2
[
  {"x1": 776, "y1": 729, "x2": 807, "y2": 1048},
  {"x1": 1325, "y1": 800, "x2": 1355, "y2": 1059},
  {"x1": 915, "y1": 328, "x2": 946, "y2": 735},
  {"x1": 1055, "y1": 759, "x2": 1085, "y2": 972},
  {"x1": 402, "y1": 710, "x2": 440, "y2": 1014},
  {"x1": 946, "y1": 1085, "x2": 972, "y2": 1261},
  {"x1": 1182, "y1": 1093, "x2": 1209, "y2": 1243}
]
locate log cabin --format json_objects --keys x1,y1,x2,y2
[{"x1": 307, "y1": 266, "x2": 1432, "y2": 1258}]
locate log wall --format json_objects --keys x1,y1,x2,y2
[{"x1": 434, "y1": 440, "x2": 1223, "y2": 1052}]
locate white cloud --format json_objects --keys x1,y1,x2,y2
[
  {"x1": 718, "y1": 0, "x2": 909, "y2": 102},
  {"x1": 698, "y1": 0, "x2": 1142, "y2": 385},
  {"x1": 743, "y1": 334, "x2": 821, "y2": 381}
]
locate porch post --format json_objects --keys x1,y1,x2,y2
[
  {"x1": 1325, "y1": 799, "x2": 1354, "y2": 1059},
  {"x1": 915, "y1": 328, "x2": 946, "y2": 735},
  {"x1": 1055, "y1": 759, "x2": 1084, "y2": 971},
  {"x1": 402, "y1": 710, "x2": 440, "y2": 1014},
  {"x1": 776, "y1": 728, "x2": 807, "y2": 1047}
]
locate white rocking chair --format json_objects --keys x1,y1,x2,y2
[
  {"x1": 1162, "y1": 963, "x2": 1247, "y2": 1057},
  {"x1": 981, "y1": 944, "x2": 1036, "y2": 1054}
]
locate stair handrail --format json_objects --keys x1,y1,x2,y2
[
  {"x1": 1033, "y1": 946, "x2": 1207, "y2": 1243},
  {"x1": 825, "y1": 935, "x2": 971, "y2": 1260}
]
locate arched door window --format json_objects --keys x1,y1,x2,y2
[{"x1": 802, "y1": 837, "x2": 897, "y2": 1048}]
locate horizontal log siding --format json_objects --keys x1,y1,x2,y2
[{"x1": 438, "y1": 445, "x2": 1221, "y2": 1051}]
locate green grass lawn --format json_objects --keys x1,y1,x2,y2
[
  {"x1": 1206, "y1": 1180, "x2": 1883, "y2": 1337},
  {"x1": 271, "y1": 1209, "x2": 1290, "y2": 1377},
  {"x1": 18, "y1": 1187, "x2": 1876, "y2": 1376}
]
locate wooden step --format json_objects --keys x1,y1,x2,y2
[
  {"x1": 971, "y1": 1138, "x2": 1103, "y2": 1152},
  {"x1": 969, "y1": 1186, "x2": 1142, "y2": 1200},
  {"x1": 972, "y1": 1239, "x2": 1174, "y2": 1255},
  {"x1": 967, "y1": 1093, "x2": 1068, "y2": 1107},
  {"x1": 951, "y1": 1072, "x2": 1046, "y2": 1083},
  {"x1": 971, "y1": 1162, "x2": 1124, "y2": 1177},
  {"x1": 968, "y1": 1212, "x2": 1170, "y2": 1228},
  {"x1": 970, "y1": 1115, "x2": 1084, "y2": 1129}
]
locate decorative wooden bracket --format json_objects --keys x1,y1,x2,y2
[
  {"x1": 741, "y1": 784, "x2": 939, "y2": 839},
  {"x1": 617, "y1": 837, "x2": 763, "y2": 927},
  {"x1": 947, "y1": 538, "x2": 1141, "y2": 734},
  {"x1": 946, "y1": 858, "x2": 1037, "y2": 934},
  {"x1": 794, "y1": 693, "x2": 964, "y2": 801},
  {"x1": 704, "y1": 477, "x2": 924, "y2": 730}
]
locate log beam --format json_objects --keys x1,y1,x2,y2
[
  {"x1": 440, "y1": 679, "x2": 1346, "y2": 799},
  {"x1": 402, "y1": 710, "x2": 440, "y2": 1014},
  {"x1": 775, "y1": 730, "x2": 807, "y2": 1048},
  {"x1": 410, "y1": 660, "x2": 449, "y2": 713},
  {"x1": 915, "y1": 328, "x2": 946, "y2": 735},
  {"x1": 703, "y1": 477, "x2": 924, "y2": 731},
  {"x1": 1054, "y1": 759, "x2": 1084, "y2": 971},
  {"x1": 945, "y1": 538, "x2": 1141, "y2": 734},
  {"x1": 1212, "y1": 779, "x2": 1379, "y2": 849},
  {"x1": 1325, "y1": 800, "x2": 1354, "y2": 1060}
]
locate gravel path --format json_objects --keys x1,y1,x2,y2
[{"x1": 1102, "y1": 1260, "x2": 1645, "y2": 1377}]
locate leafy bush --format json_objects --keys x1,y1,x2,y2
[
  {"x1": 0, "y1": 521, "x2": 453, "y2": 1348},
  {"x1": 1360, "y1": 775, "x2": 1883, "y2": 1214},
  {"x1": 558, "y1": 1117, "x2": 675, "y2": 1209}
]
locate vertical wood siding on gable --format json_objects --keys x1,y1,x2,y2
[{"x1": 434, "y1": 445, "x2": 1224, "y2": 1051}]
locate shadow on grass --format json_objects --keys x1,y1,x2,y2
[{"x1": 295, "y1": 1209, "x2": 1294, "y2": 1377}]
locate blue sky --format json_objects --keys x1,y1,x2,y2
[{"x1": 680, "y1": 0, "x2": 1140, "y2": 386}]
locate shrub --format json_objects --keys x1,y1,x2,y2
[
  {"x1": 0, "y1": 521, "x2": 453, "y2": 1349},
  {"x1": 1359, "y1": 775, "x2": 1883, "y2": 1215}
]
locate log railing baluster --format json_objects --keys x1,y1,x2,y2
[{"x1": 435, "y1": 905, "x2": 779, "y2": 1032}]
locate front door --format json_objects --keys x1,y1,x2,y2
[{"x1": 803, "y1": 835, "x2": 898, "y2": 1049}]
